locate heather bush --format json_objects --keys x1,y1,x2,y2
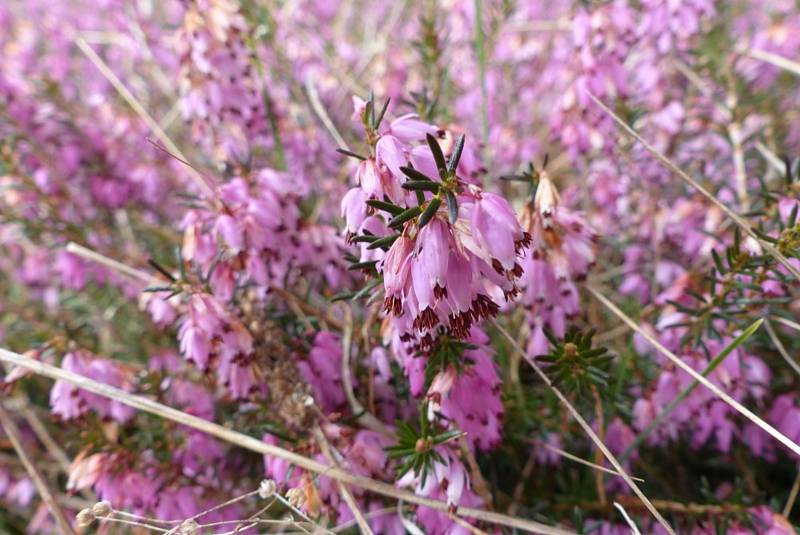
[{"x1": 0, "y1": 1, "x2": 799, "y2": 534}]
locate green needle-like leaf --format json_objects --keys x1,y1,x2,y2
[
  {"x1": 388, "y1": 206, "x2": 422, "y2": 227},
  {"x1": 366, "y1": 199, "x2": 404, "y2": 215},
  {"x1": 366, "y1": 234, "x2": 400, "y2": 250},
  {"x1": 402, "y1": 180, "x2": 441, "y2": 192},
  {"x1": 445, "y1": 190, "x2": 458, "y2": 224},
  {"x1": 447, "y1": 134, "x2": 465, "y2": 175},
  {"x1": 418, "y1": 198, "x2": 441, "y2": 228},
  {"x1": 400, "y1": 166, "x2": 433, "y2": 182},
  {"x1": 426, "y1": 133, "x2": 447, "y2": 176}
]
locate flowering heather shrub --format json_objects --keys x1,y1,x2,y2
[{"x1": 0, "y1": 0, "x2": 800, "y2": 534}]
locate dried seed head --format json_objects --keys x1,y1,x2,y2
[
  {"x1": 91, "y1": 500, "x2": 111, "y2": 517},
  {"x1": 259, "y1": 478, "x2": 277, "y2": 499},
  {"x1": 179, "y1": 519, "x2": 199, "y2": 535},
  {"x1": 76, "y1": 508, "x2": 95, "y2": 528}
]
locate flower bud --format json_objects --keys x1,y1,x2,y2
[{"x1": 286, "y1": 487, "x2": 304, "y2": 508}]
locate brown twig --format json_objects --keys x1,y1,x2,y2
[
  {"x1": 784, "y1": 467, "x2": 800, "y2": 518},
  {"x1": 555, "y1": 496, "x2": 746, "y2": 516},
  {"x1": 340, "y1": 306, "x2": 394, "y2": 437},
  {"x1": 507, "y1": 447, "x2": 537, "y2": 517},
  {"x1": 459, "y1": 435, "x2": 493, "y2": 510},
  {"x1": 615, "y1": 496, "x2": 746, "y2": 516},
  {"x1": 271, "y1": 287, "x2": 343, "y2": 330},
  {"x1": 19, "y1": 405, "x2": 72, "y2": 472},
  {"x1": 590, "y1": 386, "x2": 608, "y2": 507}
]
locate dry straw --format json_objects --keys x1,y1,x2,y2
[{"x1": 0, "y1": 346, "x2": 575, "y2": 535}]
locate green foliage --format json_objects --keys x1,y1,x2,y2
[
  {"x1": 536, "y1": 327, "x2": 614, "y2": 396},
  {"x1": 385, "y1": 409, "x2": 462, "y2": 485},
  {"x1": 422, "y1": 334, "x2": 477, "y2": 387}
]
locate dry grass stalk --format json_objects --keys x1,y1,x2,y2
[
  {"x1": 531, "y1": 439, "x2": 645, "y2": 482},
  {"x1": 314, "y1": 426, "x2": 375, "y2": 535},
  {"x1": 764, "y1": 318, "x2": 800, "y2": 378},
  {"x1": 0, "y1": 403, "x2": 77, "y2": 535},
  {"x1": 587, "y1": 91, "x2": 800, "y2": 282},
  {"x1": 745, "y1": 48, "x2": 800, "y2": 78},
  {"x1": 75, "y1": 38, "x2": 215, "y2": 199},
  {"x1": 586, "y1": 285, "x2": 800, "y2": 459},
  {"x1": 0, "y1": 346, "x2": 576, "y2": 535},
  {"x1": 491, "y1": 320, "x2": 677, "y2": 535}
]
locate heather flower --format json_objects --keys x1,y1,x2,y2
[
  {"x1": 550, "y1": 2, "x2": 635, "y2": 155},
  {"x1": 54, "y1": 251, "x2": 86, "y2": 290},
  {"x1": 50, "y1": 350, "x2": 135, "y2": 423},
  {"x1": 519, "y1": 171, "x2": 597, "y2": 343},
  {"x1": 177, "y1": 292, "x2": 261, "y2": 399},
  {"x1": 340, "y1": 122, "x2": 530, "y2": 343},
  {"x1": 426, "y1": 365, "x2": 457, "y2": 418},
  {"x1": 177, "y1": 0, "x2": 271, "y2": 155},
  {"x1": 379, "y1": 184, "x2": 529, "y2": 342},
  {"x1": 262, "y1": 434, "x2": 300, "y2": 488},
  {"x1": 298, "y1": 331, "x2": 346, "y2": 413},
  {"x1": 399, "y1": 449, "x2": 483, "y2": 534},
  {"x1": 340, "y1": 187, "x2": 368, "y2": 236},
  {"x1": 387, "y1": 114, "x2": 441, "y2": 143},
  {"x1": 182, "y1": 169, "x2": 346, "y2": 296},
  {"x1": 140, "y1": 290, "x2": 179, "y2": 327},
  {"x1": 631, "y1": 337, "x2": 770, "y2": 453},
  {"x1": 2, "y1": 1, "x2": 800, "y2": 531},
  {"x1": 437, "y1": 331, "x2": 504, "y2": 450}
]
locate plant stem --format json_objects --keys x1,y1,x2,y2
[
  {"x1": 620, "y1": 318, "x2": 764, "y2": 462},
  {"x1": 473, "y1": 0, "x2": 490, "y2": 166},
  {"x1": 0, "y1": 403, "x2": 77, "y2": 535},
  {"x1": 0, "y1": 346, "x2": 575, "y2": 535}
]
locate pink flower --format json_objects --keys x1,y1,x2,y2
[
  {"x1": 388, "y1": 114, "x2": 441, "y2": 143},
  {"x1": 519, "y1": 171, "x2": 597, "y2": 339},
  {"x1": 298, "y1": 331, "x2": 345, "y2": 412},
  {"x1": 50, "y1": 351, "x2": 135, "y2": 422},
  {"x1": 375, "y1": 135, "x2": 407, "y2": 181},
  {"x1": 382, "y1": 235, "x2": 414, "y2": 316},
  {"x1": 438, "y1": 329, "x2": 504, "y2": 450},
  {"x1": 341, "y1": 187, "x2": 367, "y2": 235},
  {"x1": 355, "y1": 158, "x2": 383, "y2": 198},
  {"x1": 54, "y1": 251, "x2": 86, "y2": 290}
]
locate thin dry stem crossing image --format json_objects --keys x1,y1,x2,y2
[{"x1": 0, "y1": 1, "x2": 799, "y2": 534}]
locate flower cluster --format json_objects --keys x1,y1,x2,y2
[
  {"x1": 177, "y1": 292, "x2": 260, "y2": 399},
  {"x1": 519, "y1": 171, "x2": 598, "y2": 355},
  {"x1": 50, "y1": 350, "x2": 136, "y2": 422},
  {"x1": 342, "y1": 107, "x2": 530, "y2": 346},
  {"x1": 177, "y1": 0, "x2": 270, "y2": 155}
]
